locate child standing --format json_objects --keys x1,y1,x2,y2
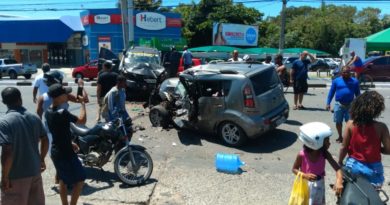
[{"x1": 292, "y1": 122, "x2": 343, "y2": 204}]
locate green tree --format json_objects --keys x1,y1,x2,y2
[{"x1": 134, "y1": 0, "x2": 162, "y2": 11}]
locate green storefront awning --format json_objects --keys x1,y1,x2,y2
[{"x1": 366, "y1": 28, "x2": 390, "y2": 51}]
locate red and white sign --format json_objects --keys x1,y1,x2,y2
[
  {"x1": 94, "y1": 14, "x2": 111, "y2": 24},
  {"x1": 98, "y1": 36, "x2": 111, "y2": 51},
  {"x1": 136, "y1": 12, "x2": 166, "y2": 30}
]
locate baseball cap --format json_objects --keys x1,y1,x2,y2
[{"x1": 47, "y1": 83, "x2": 72, "y2": 98}]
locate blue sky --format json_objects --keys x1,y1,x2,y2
[{"x1": 1, "y1": 0, "x2": 390, "y2": 19}]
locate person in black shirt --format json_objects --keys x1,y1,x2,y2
[
  {"x1": 168, "y1": 47, "x2": 181, "y2": 77},
  {"x1": 45, "y1": 84, "x2": 87, "y2": 205},
  {"x1": 96, "y1": 61, "x2": 118, "y2": 122}
]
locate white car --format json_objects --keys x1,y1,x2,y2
[{"x1": 324, "y1": 58, "x2": 338, "y2": 69}]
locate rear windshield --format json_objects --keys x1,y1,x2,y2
[{"x1": 249, "y1": 68, "x2": 280, "y2": 96}]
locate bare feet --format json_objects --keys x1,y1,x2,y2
[{"x1": 336, "y1": 137, "x2": 343, "y2": 143}]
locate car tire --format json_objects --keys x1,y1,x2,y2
[
  {"x1": 24, "y1": 74, "x2": 32, "y2": 79},
  {"x1": 149, "y1": 105, "x2": 170, "y2": 128},
  {"x1": 75, "y1": 73, "x2": 83, "y2": 79},
  {"x1": 9, "y1": 71, "x2": 17, "y2": 79},
  {"x1": 218, "y1": 121, "x2": 247, "y2": 147}
]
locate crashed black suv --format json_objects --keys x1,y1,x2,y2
[{"x1": 98, "y1": 46, "x2": 166, "y2": 99}]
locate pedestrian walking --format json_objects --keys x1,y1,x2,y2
[
  {"x1": 338, "y1": 91, "x2": 390, "y2": 188},
  {"x1": 33, "y1": 63, "x2": 51, "y2": 103},
  {"x1": 45, "y1": 84, "x2": 87, "y2": 205},
  {"x1": 0, "y1": 87, "x2": 49, "y2": 205},
  {"x1": 102, "y1": 75, "x2": 129, "y2": 122},
  {"x1": 96, "y1": 61, "x2": 118, "y2": 122},
  {"x1": 326, "y1": 66, "x2": 360, "y2": 143},
  {"x1": 292, "y1": 122, "x2": 343, "y2": 204},
  {"x1": 290, "y1": 51, "x2": 316, "y2": 110},
  {"x1": 182, "y1": 45, "x2": 193, "y2": 70}
]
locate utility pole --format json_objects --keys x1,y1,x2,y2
[
  {"x1": 120, "y1": 0, "x2": 129, "y2": 49},
  {"x1": 279, "y1": 0, "x2": 287, "y2": 54},
  {"x1": 128, "y1": 0, "x2": 134, "y2": 47}
]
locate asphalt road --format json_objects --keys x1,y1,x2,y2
[{"x1": 1, "y1": 73, "x2": 390, "y2": 204}]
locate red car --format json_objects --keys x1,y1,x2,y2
[
  {"x1": 177, "y1": 58, "x2": 202, "y2": 74},
  {"x1": 362, "y1": 56, "x2": 390, "y2": 81},
  {"x1": 72, "y1": 60, "x2": 98, "y2": 80}
]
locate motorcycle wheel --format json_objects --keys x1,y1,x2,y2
[{"x1": 114, "y1": 148, "x2": 153, "y2": 185}]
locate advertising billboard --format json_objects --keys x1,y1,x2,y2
[{"x1": 212, "y1": 22, "x2": 258, "y2": 46}]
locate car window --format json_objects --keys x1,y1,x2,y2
[
  {"x1": 372, "y1": 57, "x2": 388, "y2": 65},
  {"x1": 249, "y1": 68, "x2": 280, "y2": 96},
  {"x1": 4, "y1": 59, "x2": 17, "y2": 64},
  {"x1": 198, "y1": 81, "x2": 224, "y2": 97},
  {"x1": 90, "y1": 61, "x2": 98, "y2": 66}
]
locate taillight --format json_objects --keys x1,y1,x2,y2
[{"x1": 243, "y1": 84, "x2": 255, "y2": 108}]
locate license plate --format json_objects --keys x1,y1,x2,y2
[
  {"x1": 145, "y1": 79, "x2": 156, "y2": 84},
  {"x1": 275, "y1": 116, "x2": 285, "y2": 125}
]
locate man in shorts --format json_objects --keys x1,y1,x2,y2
[
  {"x1": 290, "y1": 51, "x2": 316, "y2": 110},
  {"x1": 326, "y1": 66, "x2": 360, "y2": 142},
  {"x1": 45, "y1": 84, "x2": 87, "y2": 205},
  {"x1": 0, "y1": 87, "x2": 49, "y2": 205},
  {"x1": 346, "y1": 51, "x2": 364, "y2": 80}
]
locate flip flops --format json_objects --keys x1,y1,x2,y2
[
  {"x1": 298, "y1": 105, "x2": 305, "y2": 110},
  {"x1": 293, "y1": 105, "x2": 298, "y2": 110}
]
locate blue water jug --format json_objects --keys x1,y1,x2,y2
[{"x1": 215, "y1": 153, "x2": 245, "y2": 174}]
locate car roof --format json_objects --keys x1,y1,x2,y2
[
  {"x1": 363, "y1": 56, "x2": 381, "y2": 63},
  {"x1": 127, "y1": 46, "x2": 159, "y2": 54},
  {"x1": 183, "y1": 62, "x2": 273, "y2": 79}
]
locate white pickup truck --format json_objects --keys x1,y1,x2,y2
[{"x1": 0, "y1": 58, "x2": 37, "y2": 79}]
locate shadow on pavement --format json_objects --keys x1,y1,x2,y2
[
  {"x1": 177, "y1": 130, "x2": 203, "y2": 146},
  {"x1": 285, "y1": 119, "x2": 303, "y2": 126},
  {"x1": 175, "y1": 128, "x2": 298, "y2": 154},
  {"x1": 81, "y1": 167, "x2": 116, "y2": 195},
  {"x1": 300, "y1": 107, "x2": 327, "y2": 112},
  {"x1": 239, "y1": 129, "x2": 298, "y2": 153},
  {"x1": 118, "y1": 178, "x2": 158, "y2": 189}
]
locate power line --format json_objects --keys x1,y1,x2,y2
[{"x1": 0, "y1": 0, "x2": 115, "y2": 7}]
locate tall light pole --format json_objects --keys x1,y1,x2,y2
[
  {"x1": 128, "y1": 0, "x2": 134, "y2": 46},
  {"x1": 279, "y1": 0, "x2": 287, "y2": 54},
  {"x1": 120, "y1": 0, "x2": 129, "y2": 48}
]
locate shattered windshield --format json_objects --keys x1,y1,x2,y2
[{"x1": 124, "y1": 52, "x2": 161, "y2": 67}]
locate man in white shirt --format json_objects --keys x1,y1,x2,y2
[
  {"x1": 262, "y1": 55, "x2": 275, "y2": 66},
  {"x1": 228, "y1": 50, "x2": 243, "y2": 62},
  {"x1": 33, "y1": 63, "x2": 50, "y2": 103}
]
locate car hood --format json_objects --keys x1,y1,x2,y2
[{"x1": 123, "y1": 62, "x2": 165, "y2": 78}]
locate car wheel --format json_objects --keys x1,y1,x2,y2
[
  {"x1": 218, "y1": 121, "x2": 247, "y2": 147},
  {"x1": 9, "y1": 71, "x2": 17, "y2": 79},
  {"x1": 24, "y1": 74, "x2": 32, "y2": 79},
  {"x1": 149, "y1": 105, "x2": 170, "y2": 128},
  {"x1": 75, "y1": 73, "x2": 83, "y2": 79}
]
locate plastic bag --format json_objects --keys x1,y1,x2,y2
[{"x1": 288, "y1": 172, "x2": 310, "y2": 205}]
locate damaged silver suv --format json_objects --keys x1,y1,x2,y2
[{"x1": 149, "y1": 62, "x2": 289, "y2": 147}]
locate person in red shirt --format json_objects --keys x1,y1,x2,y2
[{"x1": 338, "y1": 91, "x2": 390, "y2": 188}]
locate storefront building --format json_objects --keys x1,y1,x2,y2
[
  {"x1": 81, "y1": 9, "x2": 183, "y2": 62},
  {"x1": 0, "y1": 9, "x2": 183, "y2": 67}
]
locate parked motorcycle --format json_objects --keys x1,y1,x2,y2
[
  {"x1": 335, "y1": 168, "x2": 389, "y2": 205},
  {"x1": 70, "y1": 117, "x2": 153, "y2": 185}
]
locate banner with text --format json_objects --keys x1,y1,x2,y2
[{"x1": 212, "y1": 23, "x2": 258, "y2": 46}]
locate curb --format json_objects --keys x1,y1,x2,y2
[
  {"x1": 0, "y1": 81, "x2": 98, "y2": 87},
  {"x1": 1, "y1": 81, "x2": 390, "y2": 88}
]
